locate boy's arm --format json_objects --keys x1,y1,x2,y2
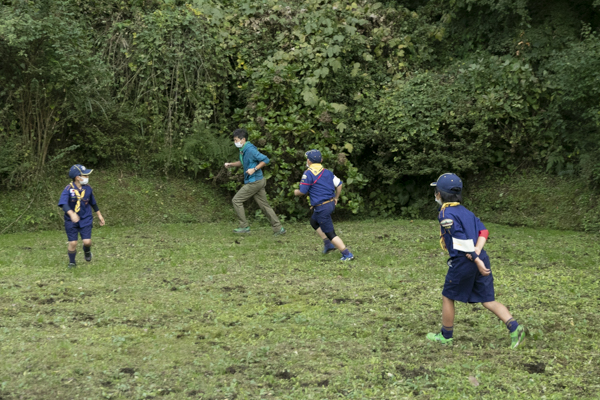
[
  {"x1": 90, "y1": 192, "x2": 105, "y2": 226},
  {"x1": 247, "y1": 161, "x2": 266, "y2": 176},
  {"x1": 224, "y1": 161, "x2": 242, "y2": 168},
  {"x1": 254, "y1": 147, "x2": 270, "y2": 165},
  {"x1": 475, "y1": 235, "x2": 487, "y2": 255},
  {"x1": 295, "y1": 170, "x2": 313, "y2": 196},
  {"x1": 334, "y1": 184, "x2": 342, "y2": 204},
  {"x1": 59, "y1": 189, "x2": 80, "y2": 223},
  {"x1": 333, "y1": 175, "x2": 343, "y2": 204}
]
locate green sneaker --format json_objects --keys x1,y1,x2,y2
[
  {"x1": 510, "y1": 325, "x2": 526, "y2": 349},
  {"x1": 426, "y1": 332, "x2": 453, "y2": 345},
  {"x1": 233, "y1": 227, "x2": 250, "y2": 234},
  {"x1": 68, "y1": 262, "x2": 77, "y2": 269},
  {"x1": 273, "y1": 227, "x2": 286, "y2": 236}
]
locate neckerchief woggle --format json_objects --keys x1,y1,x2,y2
[{"x1": 69, "y1": 182, "x2": 86, "y2": 213}]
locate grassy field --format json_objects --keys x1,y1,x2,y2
[{"x1": 0, "y1": 219, "x2": 599, "y2": 399}]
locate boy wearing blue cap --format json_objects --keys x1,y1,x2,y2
[
  {"x1": 224, "y1": 129, "x2": 285, "y2": 235},
  {"x1": 58, "y1": 164, "x2": 105, "y2": 268},
  {"x1": 293, "y1": 150, "x2": 354, "y2": 261},
  {"x1": 426, "y1": 173, "x2": 525, "y2": 348}
]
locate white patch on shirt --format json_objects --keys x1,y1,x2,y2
[
  {"x1": 333, "y1": 176, "x2": 341, "y2": 187},
  {"x1": 452, "y1": 237, "x2": 475, "y2": 253},
  {"x1": 302, "y1": 174, "x2": 307, "y2": 180}
]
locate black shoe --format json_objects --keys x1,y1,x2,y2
[
  {"x1": 68, "y1": 262, "x2": 77, "y2": 269},
  {"x1": 84, "y1": 252, "x2": 92, "y2": 262}
]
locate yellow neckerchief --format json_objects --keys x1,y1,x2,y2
[
  {"x1": 439, "y1": 202, "x2": 461, "y2": 250},
  {"x1": 307, "y1": 163, "x2": 324, "y2": 176},
  {"x1": 69, "y1": 182, "x2": 86, "y2": 213}
]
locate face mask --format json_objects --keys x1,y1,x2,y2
[
  {"x1": 435, "y1": 195, "x2": 443, "y2": 206},
  {"x1": 235, "y1": 141, "x2": 243, "y2": 148},
  {"x1": 80, "y1": 177, "x2": 89, "y2": 185}
]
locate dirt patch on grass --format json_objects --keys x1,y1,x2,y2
[{"x1": 523, "y1": 362, "x2": 545, "y2": 374}]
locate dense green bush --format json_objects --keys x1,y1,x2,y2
[{"x1": 1, "y1": 0, "x2": 600, "y2": 221}]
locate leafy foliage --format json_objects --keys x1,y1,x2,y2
[{"x1": 1, "y1": 0, "x2": 600, "y2": 217}]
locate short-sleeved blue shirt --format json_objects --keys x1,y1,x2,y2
[
  {"x1": 299, "y1": 164, "x2": 342, "y2": 206},
  {"x1": 438, "y1": 204, "x2": 487, "y2": 259},
  {"x1": 58, "y1": 183, "x2": 97, "y2": 227},
  {"x1": 240, "y1": 142, "x2": 270, "y2": 184}
]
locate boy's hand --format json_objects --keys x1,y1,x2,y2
[
  {"x1": 224, "y1": 162, "x2": 231, "y2": 168},
  {"x1": 97, "y1": 212, "x2": 105, "y2": 226},
  {"x1": 475, "y1": 257, "x2": 491, "y2": 276},
  {"x1": 246, "y1": 167, "x2": 256, "y2": 176},
  {"x1": 69, "y1": 212, "x2": 80, "y2": 223}
]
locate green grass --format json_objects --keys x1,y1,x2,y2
[
  {"x1": 0, "y1": 169, "x2": 233, "y2": 235},
  {"x1": 0, "y1": 219, "x2": 599, "y2": 399}
]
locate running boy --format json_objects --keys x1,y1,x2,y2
[
  {"x1": 224, "y1": 129, "x2": 285, "y2": 235},
  {"x1": 58, "y1": 164, "x2": 105, "y2": 268},
  {"x1": 293, "y1": 150, "x2": 354, "y2": 261},
  {"x1": 427, "y1": 173, "x2": 525, "y2": 348}
]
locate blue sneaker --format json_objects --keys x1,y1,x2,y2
[
  {"x1": 323, "y1": 243, "x2": 336, "y2": 254},
  {"x1": 340, "y1": 252, "x2": 354, "y2": 261}
]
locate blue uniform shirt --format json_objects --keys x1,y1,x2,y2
[
  {"x1": 58, "y1": 183, "x2": 97, "y2": 227},
  {"x1": 438, "y1": 204, "x2": 487, "y2": 259},
  {"x1": 240, "y1": 142, "x2": 270, "y2": 184},
  {"x1": 299, "y1": 164, "x2": 342, "y2": 206}
]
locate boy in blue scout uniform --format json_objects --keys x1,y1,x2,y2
[
  {"x1": 224, "y1": 129, "x2": 285, "y2": 235},
  {"x1": 58, "y1": 164, "x2": 105, "y2": 268},
  {"x1": 426, "y1": 173, "x2": 525, "y2": 348},
  {"x1": 293, "y1": 150, "x2": 354, "y2": 261}
]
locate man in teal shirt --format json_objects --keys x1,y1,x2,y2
[{"x1": 224, "y1": 129, "x2": 285, "y2": 235}]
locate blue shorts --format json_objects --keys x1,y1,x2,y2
[
  {"x1": 310, "y1": 201, "x2": 336, "y2": 234},
  {"x1": 65, "y1": 221, "x2": 92, "y2": 242},
  {"x1": 442, "y1": 255, "x2": 495, "y2": 303}
]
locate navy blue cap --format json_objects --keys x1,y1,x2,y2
[
  {"x1": 69, "y1": 164, "x2": 93, "y2": 179},
  {"x1": 305, "y1": 149, "x2": 322, "y2": 163},
  {"x1": 430, "y1": 173, "x2": 462, "y2": 194}
]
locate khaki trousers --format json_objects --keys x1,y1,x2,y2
[{"x1": 232, "y1": 178, "x2": 282, "y2": 232}]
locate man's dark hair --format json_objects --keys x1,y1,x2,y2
[
  {"x1": 437, "y1": 188, "x2": 463, "y2": 203},
  {"x1": 233, "y1": 129, "x2": 248, "y2": 140}
]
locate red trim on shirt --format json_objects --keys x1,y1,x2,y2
[{"x1": 478, "y1": 229, "x2": 489, "y2": 240}]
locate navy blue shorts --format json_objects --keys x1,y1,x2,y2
[
  {"x1": 65, "y1": 221, "x2": 92, "y2": 242},
  {"x1": 442, "y1": 255, "x2": 495, "y2": 303},
  {"x1": 310, "y1": 201, "x2": 336, "y2": 234}
]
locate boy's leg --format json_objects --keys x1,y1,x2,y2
[
  {"x1": 427, "y1": 295, "x2": 455, "y2": 344},
  {"x1": 82, "y1": 240, "x2": 92, "y2": 262},
  {"x1": 482, "y1": 300, "x2": 525, "y2": 348},
  {"x1": 65, "y1": 221, "x2": 79, "y2": 267},
  {"x1": 442, "y1": 295, "x2": 456, "y2": 328},
  {"x1": 252, "y1": 179, "x2": 283, "y2": 233},
  {"x1": 314, "y1": 203, "x2": 352, "y2": 260},
  {"x1": 232, "y1": 182, "x2": 261, "y2": 229},
  {"x1": 68, "y1": 240, "x2": 78, "y2": 266},
  {"x1": 481, "y1": 301, "x2": 512, "y2": 323}
]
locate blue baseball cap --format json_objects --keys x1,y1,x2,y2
[
  {"x1": 305, "y1": 149, "x2": 322, "y2": 163},
  {"x1": 430, "y1": 173, "x2": 462, "y2": 194},
  {"x1": 69, "y1": 164, "x2": 93, "y2": 179}
]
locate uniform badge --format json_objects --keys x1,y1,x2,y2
[
  {"x1": 440, "y1": 218, "x2": 453, "y2": 229},
  {"x1": 302, "y1": 174, "x2": 307, "y2": 180}
]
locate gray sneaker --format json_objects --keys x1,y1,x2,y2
[
  {"x1": 233, "y1": 227, "x2": 251, "y2": 234},
  {"x1": 273, "y1": 227, "x2": 286, "y2": 236}
]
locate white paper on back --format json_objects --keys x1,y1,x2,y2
[{"x1": 452, "y1": 237, "x2": 475, "y2": 253}]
